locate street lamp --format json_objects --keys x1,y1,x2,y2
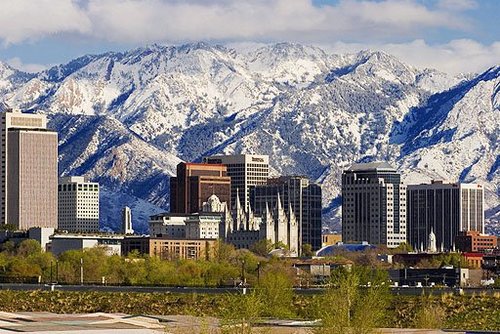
[{"x1": 80, "y1": 258, "x2": 84, "y2": 285}]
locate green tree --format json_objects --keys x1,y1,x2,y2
[
  {"x1": 301, "y1": 243, "x2": 314, "y2": 257},
  {"x1": 220, "y1": 291, "x2": 263, "y2": 334},
  {"x1": 256, "y1": 264, "x2": 295, "y2": 318},
  {"x1": 393, "y1": 242, "x2": 413, "y2": 253},
  {"x1": 249, "y1": 239, "x2": 273, "y2": 257},
  {"x1": 315, "y1": 267, "x2": 391, "y2": 334},
  {"x1": 16, "y1": 239, "x2": 41, "y2": 257}
]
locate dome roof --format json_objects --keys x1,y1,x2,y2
[{"x1": 316, "y1": 242, "x2": 375, "y2": 257}]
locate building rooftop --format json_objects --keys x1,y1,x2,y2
[{"x1": 345, "y1": 161, "x2": 396, "y2": 172}]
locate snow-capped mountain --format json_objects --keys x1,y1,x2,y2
[{"x1": 0, "y1": 42, "x2": 498, "y2": 233}]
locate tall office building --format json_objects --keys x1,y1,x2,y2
[
  {"x1": 122, "y1": 206, "x2": 133, "y2": 234},
  {"x1": 251, "y1": 176, "x2": 322, "y2": 251},
  {"x1": 203, "y1": 154, "x2": 269, "y2": 211},
  {"x1": 407, "y1": 181, "x2": 484, "y2": 251},
  {"x1": 1, "y1": 109, "x2": 58, "y2": 229},
  {"x1": 342, "y1": 162, "x2": 407, "y2": 248},
  {"x1": 58, "y1": 176, "x2": 99, "y2": 232},
  {"x1": 170, "y1": 162, "x2": 231, "y2": 214}
]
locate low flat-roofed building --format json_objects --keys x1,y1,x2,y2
[
  {"x1": 455, "y1": 230, "x2": 497, "y2": 252},
  {"x1": 122, "y1": 236, "x2": 216, "y2": 261},
  {"x1": 462, "y1": 252, "x2": 484, "y2": 269},
  {"x1": 389, "y1": 267, "x2": 469, "y2": 287},
  {"x1": 149, "y1": 213, "x2": 188, "y2": 238},
  {"x1": 50, "y1": 233, "x2": 123, "y2": 256}
]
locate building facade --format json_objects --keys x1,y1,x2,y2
[
  {"x1": 251, "y1": 176, "x2": 322, "y2": 251},
  {"x1": 185, "y1": 212, "x2": 223, "y2": 239},
  {"x1": 407, "y1": 181, "x2": 484, "y2": 251},
  {"x1": 50, "y1": 233, "x2": 123, "y2": 256},
  {"x1": 203, "y1": 154, "x2": 269, "y2": 211},
  {"x1": 341, "y1": 162, "x2": 407, "y2": 248},
  {"x1": 122, "y1": 236, "x2": 216, "y2": 260},
  {"x1": 149, "y1": 213, "x2": 188, "y2": 238},
  {"x1": 1, "y1": 110, "x2": 58, "y2": 229},
  {"x1": 122, "y1": 206, "x2": 133, "y2": 234},
  {"x1": 455, "y1": 230, "x2": 496, "y2": 253},
  {"x1": 322, "y1": 233, "x2": 342, "y2": 247},
  {"x1": 58, "y1": 176, "x2": 99, "y2": 232},
  {"x1": 170, "y1": 162, "x2": 231, "y2": 214}
]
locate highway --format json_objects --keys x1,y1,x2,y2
[{"x1": 0, "y1": 283, "x2": 498, "y2": 296}]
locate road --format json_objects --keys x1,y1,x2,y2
[{"x1": 0, "y1": 283, "x2": 498, "y2": 296}]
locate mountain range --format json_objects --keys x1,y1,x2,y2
[{"x1": 0, "y1": 42, "x2": 498, "y2": 234}]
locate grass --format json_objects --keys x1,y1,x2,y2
[{"x1": 0, "y1": 290, "x2": 497, "y2": 331}]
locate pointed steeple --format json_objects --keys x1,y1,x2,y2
[
  {"x1": 223, "y1": 202, "x2": 234, "y2": 235},
  {"x1": 264, "y1": 202, "x2": 274, "y2": 225},
  {"x1": 288, "y1": 203, "x2": 297, "y2": 226},
  {"x1": 234, "y1": 188, "x2": 247, "y2": 230},
  {"x1": 247, "y1": 203, "x2": 258, "y2": 231}
]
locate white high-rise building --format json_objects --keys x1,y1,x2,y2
[
  {"x1": 58, "y1": 176, "x2": 99, "y2": 232},
  {"x1": 1, "y1": 109, "x2": 58, "y2": 229},
  {"x1": 342, "y1": 162, "x2": 407, "y2": 248},
  {"x1": 202, "y1": 154, "x2": 269, "y2": 212},
  {"x1": 122, "y1": 206, "x2": 133, "y2": 234}
]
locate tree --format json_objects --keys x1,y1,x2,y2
[
  {"x1": 315, "y1": 267, "x2": 391, "y2": 334},
  {"x1": 256, "y1": 263, "x2": 295, "y2": 318},
  {"x1": 393, "y1": 242, "x2": 413, "y2": 253},
  {"x1": 249, "y1": 239, "x2": 273, "y2": 257},
  {"x1": 16, "y1": 240, "x2": 42, "y2": 257},
  {"x1": 301, "y1": 243, "x2": 314, "y2": 257},
  {"x1": 220, "y1": 291, "x2": 263, "y2": 334}
]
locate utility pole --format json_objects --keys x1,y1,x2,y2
[
  {"x1": 257, "y1": 262, "x2": 261, "y2": 285},
  {"x1": 80, "y1": 258, "x2": 84, "y2": 285}
]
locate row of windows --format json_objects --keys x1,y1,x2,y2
[{"x1": 59, "y1": 184, "x2": 99, "y2": 191}]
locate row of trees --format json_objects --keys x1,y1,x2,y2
[
  {"x1": 0, "y1": 237, "x2": 472, "y2": 286},
  {"x1": 0, "y1": 239, "x2": 284, "y2": 286}
]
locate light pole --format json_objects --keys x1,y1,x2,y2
[{"x1": 80, "y1": 258, "x2": 84, "y2": 285}]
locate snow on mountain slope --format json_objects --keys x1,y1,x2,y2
[
  {"x1": 49, "y1": 113, "x2": 180, "y2": 232},
  {"x1": 1, "y1": 43, "x2": 497, "y2": 232},
  {"x1": 0, "y1": 61, "x2": 33, "y2": 96},
  {"x1": 395, "y1": 65, "x2": 500, "y2": 219}
]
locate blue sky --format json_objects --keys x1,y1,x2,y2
[{"x1": 0, "y1": 0, "x2": 498, "y2": 74}]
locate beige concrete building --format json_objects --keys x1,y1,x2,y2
[
  {"x1": 122, "y1": 236, "x2": 216, "y2": 260},
  {"x1": 58, "y1": 176, "x2": 99, "y2": 232},
  {"x1": 1, "y1": 110, "x2": 58, "y2": 229},
  {"x1": 0, "y1": 111, "x2": 57, "y2": 229},
  {"x1": 203, "y1": 154, "x2": 269, "y2": 211},
  {"x1": 322, "y1": 233, "x2": 342, "y2": 247},
  {"x1": 342, "y1": 162, "x2": 407, "y2": 248}
]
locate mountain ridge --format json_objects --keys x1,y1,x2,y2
[{"x1": 0, "y1": 42, "x2": 498, "y2": 233}]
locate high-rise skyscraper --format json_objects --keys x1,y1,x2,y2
[
  {"x1": 1, "y1": 109, "x2": 58, "y2": 229},
  {"x1": 407, "y1": 181, "x2": 484, "y2": 251},
  {"x1": 202, "y1": 154, "x2": 269, "y2": 211},
  {"x1": 251, "y1": 176, "x2": 322, "y2": 251},
  {"x1": 170, "y1": 162, "x2": 231, "y2": 214},
  {"x1": 341, "y1": 162, "x2": 407, "y2": 248},
  {"x1": 58, "y1": 176, "x2": 99, "y2": 232}
]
